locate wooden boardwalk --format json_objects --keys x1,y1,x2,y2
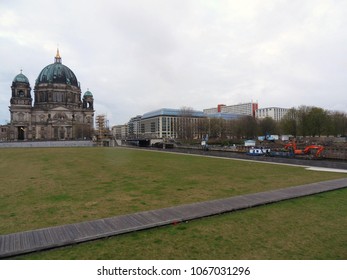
[{"x1": 1, "y1": 177, "x2": 347, "y2": 258}]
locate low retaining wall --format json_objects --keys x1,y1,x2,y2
[{"x1": 0, "y1": 140, "x2": 94, "y2": 148}]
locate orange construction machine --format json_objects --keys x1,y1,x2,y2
[{"x1": 284, "y1": 142, "x2": 324, "y2": 158}]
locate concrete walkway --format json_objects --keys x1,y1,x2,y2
[{"x1": 1, "y1": 177, "x2": 347, "y2": 258}]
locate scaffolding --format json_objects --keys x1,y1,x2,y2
[
  {"x1": 95, "y1": 114, "x2": 111, "y2": 146},
  {"x1": 96, "y1": 114, "x2": 106, "y2": 136}
]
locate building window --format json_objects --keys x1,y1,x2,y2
[{"x1": 162, "y1": 117, "x2": 167, "y2": 131}]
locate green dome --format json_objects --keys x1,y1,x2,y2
[
  {"x1": 13, "y1": 73, "x2": 30, "y2": 84},
  {"x1": 36, "y1": 62, "x2": 79, "y2": 87},
  {"x1": 84, "y1": 90, "x2": 93, "y2": 97},
  {"x1": 35, "y1": 50, "x2": 79, "y2": 87}
]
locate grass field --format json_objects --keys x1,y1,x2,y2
[
  {"x1": 17, "y1": 188, "x2": 347, "y2": 260},
  {"x1": 1, "y1": 147, "x2": 346, "y2": 259}
]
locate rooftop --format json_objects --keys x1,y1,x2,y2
[
  {"x1": 141, "y1": 108, "x2": 243, "y2": 120},
  {"x1": 141, "y1": 108, "x2": 205, "y2": 119}
]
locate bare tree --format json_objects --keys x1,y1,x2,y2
[
  {"x1": 178, "y1": 106, "x2": 194, "y2": 141},
  {"x1": 280, "y1": 107, "x2": 298, "y2": 136}
]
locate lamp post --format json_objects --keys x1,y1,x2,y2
[{"x1": 71, "y1": 113, "x2": 75, "y2": 140}]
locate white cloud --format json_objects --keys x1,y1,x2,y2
[{"x1": 1, "y1": 0, "x2": 347, "y2": 125}]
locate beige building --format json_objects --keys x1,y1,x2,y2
[
  {"x1": 6, "y1": 50, "x2": 94, "y2": 141},
  {"x1": 112, "y1": 124, "x2": 128, "y2": 139},
  {"x1": 130, "y1": 108, "x2": 205, "y2": 140}
]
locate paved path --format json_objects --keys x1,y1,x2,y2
[
  {"x1": 147, "y1": 147, "x2": 347, "y2": 170},
  {"x1": 1, "y1": 178, "x2": 347, "y2": 258}
]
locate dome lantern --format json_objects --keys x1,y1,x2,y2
[{"x1": 55, "y1": 48, "x2": 62, "y2": 64}]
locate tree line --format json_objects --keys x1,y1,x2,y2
[
  {"x1": 279, "y1": 106, "x2": 347, "y2": 137},
  {"x1": 178, "y1": 106, "x2": 347, "y2": 142}
]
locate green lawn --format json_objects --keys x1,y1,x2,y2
[
  {"x1": 1, "y1": 147, "x2": 346, "y2": 259},
  {"x1": 16, "y1": 188, "x2": 347, "y2": 260}
]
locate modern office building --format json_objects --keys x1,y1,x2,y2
[
  {"x1": 203, "y1": 104, "x2": 226, "y2": 114},
  {"x1": 127, "y1": 115, "x2": 142, "y2": 138},
  {"x1": 138, "y1": 108, "x2": 205, "y2": 139},
  {"x1": 111, "y1": 124, "x2": 128, "y2": 139},
  {"x1": 256, "y1": 107, "x2": 289, "y2": 121},
  {"x1": 204, "y1": 102, "x2": 258, "y2": 117},
  {"x1": 125, "y1": 108, "x2": 244, "y2": 141}
]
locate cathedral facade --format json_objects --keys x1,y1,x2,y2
[{"x1": 6, "y1": 50, "x2": 94, "y2": 141}]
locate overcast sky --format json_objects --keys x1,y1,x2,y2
[{"x1": 1, "y1": 0, "x2": 346, "y2": 125}]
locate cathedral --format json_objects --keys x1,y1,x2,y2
[{"x1": 6, "y1": 50, "x2": 94, "y2": 141}]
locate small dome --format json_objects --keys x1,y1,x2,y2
[
  {"x1": 84, "y1": 90, "x2": 93, "y2": 97},
  {"x1": 13, "y1": 73, "x2": 30, "y2": 84}
]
